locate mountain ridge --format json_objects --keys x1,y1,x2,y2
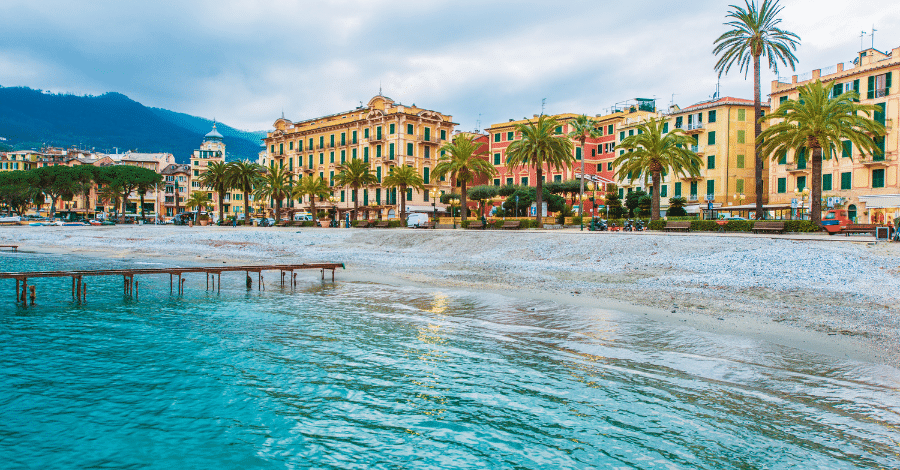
[{"x1": 0, "y1": 86, "x2": 268, "y2": 163}]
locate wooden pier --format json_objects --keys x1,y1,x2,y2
[
  {"x1": 0, "y1": 263, "x2": 344, "y2": 304},
  {"x1": 0, "y1": 245, "x2": 17, "y2": 252}
]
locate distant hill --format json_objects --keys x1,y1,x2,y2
[{"x1": 0, "y1": 86, "x2": 266, "y2": 163}]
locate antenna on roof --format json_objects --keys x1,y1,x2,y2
[
  {"x1": 871, "y1": 25, "x2": 877, "y2": 49},
  {"x1": 476, "y1": 113, "x2": 482, "y2": 133},
  {"x1": 379, "y1": 81, "x2": 382, "y2": 96},
  {"x1": 541, "y1": 98, "x2": 546, "y2": 115},
  {"x1": 670, "y1": 93, "x2": 677, "y2": 107},
  {"x1": 860, "y1": 30, "x2": 867, "y2": 52}
]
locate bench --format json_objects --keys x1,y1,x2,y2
[
  {"x1": 752, "y1": 221, "x2": 785, "y2": 234},
  {"x1": 356, "y1": 220, "x2": 371, "y2": 228},
  {"x1": 467, "y1": 221, "x2": 484, "y2": 229},
  {"x1": 374, "y1": 221, "x2": 390, "y2": 228},
  {"x1": 840, "y1": 224, "x2": 878, "y2": 236},
  {"x1": 501, "y1": 220, "x2": 521, "y2": 230},
  {"x1": 664, "y1": 221, "x2": 691, "y2": 232}
]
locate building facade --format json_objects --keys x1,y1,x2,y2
[
  {"x1": 189, "y1": 124, "x2": 244, "y2": 218},
  {"x1": 768, "y1": 46, "x2": 899, "y2": 223},
  {"x1": 262, "y1": 94, "x2": 455, "y2": 220}
]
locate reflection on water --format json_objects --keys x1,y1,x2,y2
[{"x1": 0, "y1": 252, "x2": 899, "y2": 469}]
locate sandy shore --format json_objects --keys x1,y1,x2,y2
[{"x1": 2, "y1": 225, "x2": 898, "y2": 365}]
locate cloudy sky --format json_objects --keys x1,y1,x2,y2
[{"x1": 2, "y1": 0, "x2": 899, "y2": 133}]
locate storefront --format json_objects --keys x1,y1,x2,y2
[{"x1": 857, "y1": 195, "x2": 900, "y2": 225}]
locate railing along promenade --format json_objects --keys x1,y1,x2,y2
[{"x1": 1, "y1": 263, "x2": 345, "y2": 305}]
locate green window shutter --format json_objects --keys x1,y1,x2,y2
[
  {"x1": 376, "y1": 145, "x2": 381, "y2": 158},
  {"x1": 506, "y1": 177, "x2": 513, "y2": 185},
  {"x1": 329, "y1": 171, "x2": 334, "y2": 186},
  {"x1": 406, "y1": 124, "x2": 413, "y2": 134},
  {"x1": 376, "y1": 189, "x2": 381, "y2": 204},
  {"x1": 737, "y1": 130, "x2": 745, "y2": 144},
  {"x1": 619, "y1": 188, "x2": 624, "y2": 198},
  {"x1": 874, "y1": 136, "x2": 886, "y2": 160},
  {"x1": 330, "y1": 152, "x2": 334, "y2": 163},
  {"x1": 576, "y1": 147, "x2": 582, "y2": 160},
  {"x1": 607, "y1": 162, "x2": 613, "y2": 171},
  {"x1": 842, "y1": 140, "x2": 851, "y2": 158},
  {"x1": 736, "y1": 179, "x2": 744, "y2": 194},
  {"x1": 330, "y1": 134, "x2": 335, "y2": 146},
  {"x1": 493, "y1": 179, "x2": 500, "y2": 186},
  {"x1": 737, "y1": 109, "x2": 746, "y2": 121},
  {"x1": 424, "y1": 167, "x2": 430, "y2": 184},
  {"x1": 340, "y1": 150, "x2": 346, "y2": 164},
  {"x1": 736, "y1": 154, "x2": 745, "y2": 168},
  {"x1": 832, "y1": 83, "x2": 843, "y2": 97},
  {"x1": 554, "y1": 174, "x2": 562, "y2": 182},
  {"x1": 873, "y1": 169, "x2": 885, "y2": 188},
  {"x1": 352, "y1": 131, "x2": 357, "y2": 144},
  {"x1": 270, "y1": 144, "x2": 275, "y2": 153},
  {"x1": 389, "y1": 143, "x2": 395, "y2": 158},
  {"x1": 629, "y1": 129, "x2": 634, "y2": 136},
  {"x1": 706, "y1": 179, "x2": 714, "y2": 196},
  {"x1": 867, "y1": 76, "x2": 876, "y2": 99},
  {"x1": 690, "y1": 181, "x2": 697, "y2": 197},
  {"x1": 885, "y1": 72, "x2": 892, "y2": 94},
  {"x1": 407, "y1": 189, "x2": 412, "y2": 201},
  {"x1": 364, "y1": 128, "x2": 369, "y2": 139},
  {"x1": 406, "y1": 143, "x2": 413, "y2": 156},
  {"x1": 707, "y1": 155, "x2": 715, "y2": 169},
  {"x1": 822, "y1": 174, "x2": 832, "y2": 191},
  {"x1": 494, "y1": 133, "x2": 500, "y2": 142},
  {"x1": 363, "y1": 189, "x2": 368, "y2": 205},
  {"x1": 874, "y1": 103, "x2": 886, "y2": 125},
  {"x1": 521, "y1": 177, "x2": 528, "y2": 186},
  {"x1": 777, "y1": 177, "x2": 786, "y2": 193},
  {"x1": 288, "y1": 158, "x2": 293, "y2": 171},
  {"x1": 797, "y1": 148, "x2": 807, "y2": 169},
  {"x1": 308, "y1": 155, "x2": 313, "y2": 169},
  {"x1": 341, "y1": 133, "x2": 346, "y2": 145},
  {"x1": 494, "y1": 153, "x2": 501, "y2": 165},
  {"x1": 619, "y1": 131, "x2": 625, "y2": 140},
  {"x1": 376, "y1": 166, "x2": 381, "y2": 183},
  {"x1": 363, "y1": 147, "x2": 369, "y2": 162},
  {"x1": 708, "y1": 131, "x2": 716, "y2": 145},
  {"x1": 841, "y1": 172, "x2": 852, "y2": 190},
  {"x1": 389, "y1": 124, "x2": 395, "y2": 134},
  {"x1": 424, "y1": 146, "x2": 430, "y2": 158},
  {"x1": 607, "y1": 125, "x2": 613, "y2": 135},
  {"x1": 778, "y1": 152, "x2": 787, "y2": 164},
  {"x1": 673, "y1": 182, "x2": 682, "y2": 197},
  {"x1": 319, "y1": 136, "x2": 324, "y2": 148},
  {"x1": 440, "y1": 129, "x2": 446, "y2": 140},
  {"x1": 309, "y1": 138, "x2": 314, "y2": 149},
  {"x1": 376, "y1": 126, "x2": 382, "y2": 139},
  {"x1": 319, "y1": 153, "x2": 324, "y2": 164},
  {"x1": 340, "y1": 190, "x2": 345, "y2": 202},
  {"x1": 663, "y1": 122, "x2": 669, "y2": 133},
  {"x1": 660, "y1": 185, "x2": 667, "y2": 197},
  {"x1": 675, "y1": 117, "x2": 682, "y2": 128},
  {"x1": 424, "y1": 128, "x2": 430, "y2": 141},
  {"x1": 708, "y1": 110, "x2": 716, "y2": 123},
  {"x1": 352, "y1": 148, "x2": 357, "y2": 159},
  {"x1": 289, "y1": 141, "x2": 293, "y2": 150},
  {"x1": 507, "y1": 131, "x2": 514, "y2": 141}
]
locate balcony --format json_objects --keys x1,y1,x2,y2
[
  {"x1": 685, "y1": 122, "x2": 705, "y2": 133},
  {"x1": 690, "y1": 145, "x2": 705, "y2": 155},
  {"x1": 369, "y1": 134, "x2": 385, "y2": 143},
  {"x1": 688, "y1": 194, "x2": 699, "y2": 202},
  {"x1": 859, "y1": 152, "x2": 893, "y2": 167},
  {"x1": 417, "y1": 135, "x2": 439, "y2": 143},
  {"x1": 786, "y1": 165, "x2": 810, "y2": 173},
  {"x1": 875, "y1": 88, "x2": 889, "y2": 98}
]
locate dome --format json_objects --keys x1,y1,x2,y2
[{"x1": 205, "y1": 122, "x2": 224, "y2": 141}]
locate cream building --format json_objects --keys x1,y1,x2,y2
[
  {"x1": 262, "y1": 94, "x2": 455, "y2": 220},
  {"x1": 768, "y1": 46, "x2": 899, "y2": 223}
]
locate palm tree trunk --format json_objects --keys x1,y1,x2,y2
[
  {"x1": 535, "y1": 167, "x2": 543, "y2": 227},
  {"x1": 753, "y1": 52, "x2": 764, "y2": 220},
  {"x1": 651, "y1": 171, "x2": 661, "y2": 220},
  {"x1": 353, "y1": 186, "x2": 359, "y2": 221},
  {"x1": 579, "y1": 140, "x2": 586, "y2": 217},
  {"x1": 400, "y1": 185, "x2": 407, "y2": 221},
  {"x1": 310, "y1": 197, "x2": 318, "y2": 226},
  {"x1": 810, "y1": 146, "x2": 823, "y2": 225},
  {"x1": 460, "y1": 182, "x2": 468, "y2": 222},
  {"x1": 219, "y1": 191, "x2": 225, "y2": 224},
  {"x1": 140, "y1": 193, "x2": 146, "y2": 221},
  {"x1": 244, "y1": 191, "x2": 250, "y2": 225},
  {"x1": 275, "y1": 199, "x2": 282, "y2": 224}
]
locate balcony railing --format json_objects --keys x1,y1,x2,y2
[
  {"x1": 688, "y1": 194, "x2": 699, "y2": 202},
  {"x1": 875, "y1": 88, "x2": 888, "y2": 98},
  {"x1": 686, "y1": 122, "x2": 704, "y2": 131}
]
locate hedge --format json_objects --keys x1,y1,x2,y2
[{"x1": 645, "y1": 219, "x2": 821, "y2": 233}]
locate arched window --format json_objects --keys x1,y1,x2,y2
[{"x1": 847, "y1": 204, "x2": 857, "y2": 222}]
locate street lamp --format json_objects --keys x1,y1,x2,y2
[
  {"x1": 733, "y1": 193, "x2": 746, "y2": 218},
  {"x1": 449, "y1": 198, "x2": 459, "y2": 229},
  {"x1": 793, "y1": 187, "x2": 810, "y2": 220},
  {"x1": 429, "y1": 188, "x2": 440, "y2": 229},
  {"x1": 328, "y1": 195, "x2": 337, "y2": 227}
]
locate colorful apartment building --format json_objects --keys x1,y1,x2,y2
[
  {"x1": 262, "y1": 94, "x2": 455, "y2": 220},
  {"x1": 615, "y1": 97, "x2": 765, "y2": 216},
  {"x1": 768, "y1": 45, "x2": 899, "y2": 224},
  {"x1": 161, "y1": 163, "x2": 191, "y2": 217},
  {"x1": 189, "y1": 124, "x2": 244, "y2": 218}
]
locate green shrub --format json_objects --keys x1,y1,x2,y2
[
  {"x1": 724, "y1": 221, "x2": 753, "y2": 232},
  {"x1": 648, "y1": 220, "x2": 666, "y2": 231},
  {"x1": 781, "y1": 220, "x2": 821, "y2": 232},
  {"x1": 387, "y1": 220, "x2": 404, "y2": 228},
  {"x1": 460, "y1": 220, "x2": 470, "y2": 228},
  {"x1": 689, "y1": 220, "x2": 720, "y2": 231},
  {"x1": 301, "y1": 221, "x2": 316, "y2": 227},
  {"x1": 571, "y1": 216, "x2": 583, "y2": 226}
]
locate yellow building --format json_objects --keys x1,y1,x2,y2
[
  {"x1": 0, "y1": 150, "x2": 39, "y2": 171},
  {"x1": 616, "y1": 97, "x2": 765, "y2": 216},
  {"x1": 262, "y1": 94, "x2": 456, "y2": 220},
  {"x1": 768, "y1": 46, "x2": 899, "y2": 223},
  {"x1": 190, "y1": 123, "x2": 245, "y2": 218}
]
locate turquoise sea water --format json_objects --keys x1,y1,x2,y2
[{"x1": 1, "y1": 252, "x2": 899, "y2": 469}]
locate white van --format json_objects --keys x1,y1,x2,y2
[{"x1": 406, "y1": 213, "x2": 429, "y2": 228}]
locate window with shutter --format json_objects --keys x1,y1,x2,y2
[
  {"x1": 674, "y1": 182, "x2": 682, "y2": 197},
  {"x1": 363, "y1": 147, "x2": 369, "y2": 162},
  {"x1": 779, "y1": 96, "x2": 788, "y2": 104},
  {"x1": 737, "y1": 154, "x2": 745, "y2": 168},
  {"x1": 868, "y1": 76, "x2": 876, "y2": 99},
  {"x1": 873, "y1": 169, "x2": 885, "y2": 188},
  {"x1": 706, "y1": 180, "x2": 714, "y2": 197},
  {"x1": 607, "y1": 125, "x2": 613, "y2": 135},
  {"x1": 521, "y1": 177, "x2": 528, "y2": 186},
  {"x1": 494, "y1": 153, "x2": 501, "y2": 165},
  {"x1": 708, "y1": 110, "x2": 716, "y2": 123},
  {"x1": 389, "y1": 143, "x2": 395, "y2": 158},
  {"x1": 708, "y1": 131, "x2": 716, "y2": 145},
  {"x1": 874, "y1": 103, "x2": 886, "y2": 125},
  {"x1": 737, "y1": 109, "x2": 746, "y2": 121},
  {"x1": 796, "y1": 176, "x2": 806, "y2": 191},
  {"x1": 736, "y1": 179, "x2": 744, "y2": 194},
  {"x1": 842, "y1": 140, "x2": 851, "y2": 158},
  {"x1": 660, "y1": 185, "x2": 667, "y2": 197},
  {"x1": 406, "y1": 143, "x2": 413, "y2": 156},
  {"x1": 777, "y1": 177, "x2": 786, "y2": 193},
  {"x1": 406, "y1": 124, "x2": 413, "y2": 134},
  {"x1": 330, "y1": 152, "x2": 334, "y2": 163},
  {"x1": 507, "y1": 131, "x2": 514, "y2": 141},
  {"x1": 841, "y1": 172, "x2": 852, "y2": 190},
  {"x1": 424, "y1": 168, "x2": 430, "y2": 184},
  {"x1": 823, "y1": 174, "x2": 832, "y2": 191},
  {"x1": 663, "y1": 122, "x2": 669, "y2": 133},
  {"x1": 675, "y1": 116, "x2": 683, "y2": 128},
  {"x1": 576, "y1": 147, "x2": 582, "y2": 160},
  {"x1": 707, "y1": 155, "x2": 715, "y2": 169},
  {"x1": 494, "y1": 133, "x2": 500, "y2": 142},
  {"x1": 289, "y1": 141, "x2": 293, "y2": 151}
]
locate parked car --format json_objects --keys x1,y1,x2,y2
[
  {"x1": 252, "y1": 217, "x2": 276, "y2": 227},
  {"x1": 406, "y1": 213, "x2": 429, "y2": 228}
]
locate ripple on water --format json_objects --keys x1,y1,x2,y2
[{"x1": 0, "y1": 252, "x2": 899, "y2": 469}]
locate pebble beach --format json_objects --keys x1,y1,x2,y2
[{"x1": 3, "y1": 225, "x2": 898, "y2": 365}]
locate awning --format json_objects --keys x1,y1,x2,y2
[{"x1": 858, "y1": 194, "x2": 900, "y2": 209}]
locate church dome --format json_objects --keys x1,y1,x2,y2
[{"x1": 205, "y1": 122, "x2": 224, "y2": 141}]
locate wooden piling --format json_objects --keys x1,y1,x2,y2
[{"x1": 29, "y1": 285, "x2": 35, "y2": 305}]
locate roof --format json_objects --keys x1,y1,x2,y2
[
  {"x1": 680, "y1": 97, "x2": 760, "y2": 111},
  {"x1": 205, "y1": 123, "x2": 224, "y2": 141},
  {"x1": 120, "y1": 153, "x2": 171, "y2": 162},
  {"x1": 160, "y1": 163, "x2": 191, "y2": 175}
]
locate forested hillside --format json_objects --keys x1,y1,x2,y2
[{"x1": 0, "y1": 86, "x2": 265, "y2": 162}]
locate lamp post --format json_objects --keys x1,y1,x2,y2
[
  {"x1": 328, "y1": 195, "x2": 337, "y2": 227},
  {"x1": 449, "y1": 198, "x2": 459, "y2": 229},
  {"x1": 733, "y1": 193, "x2": 746, "y2": 218},
  {"x1": 429, "y1": 188, "x2": 440, "y2": 229},
  {"x1": 793, "y1": 187, "x2": 810, "y2": 220}
]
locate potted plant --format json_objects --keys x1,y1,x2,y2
[{"x1": 198, "y1": 212, "x2": 211, "y2": 226}]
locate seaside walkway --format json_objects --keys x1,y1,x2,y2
[{"x1": 1, "y1": 263, "x2": 344, "y2": 305}]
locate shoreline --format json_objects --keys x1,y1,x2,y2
[{"x1": 3, "y1": 225, "x2": 898, "y2": 366}]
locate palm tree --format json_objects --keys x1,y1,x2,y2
[
  {"x1": 713, "y1": 0, "x2": 800, "y2": 219},
  {"x1": 333, "y1": 158, "x2": 378, "y2": 221},
  {"x1": 505, "y1": 115, "x2": 573, "y2": 227},
  {"x1": 292, "y1": 176, "x2": 330, "y2": 227},
  {"x1": 758, "y1": 80, "x2": 884, "y2": 224},
  {"x1": 434, "y1": 134, "x2": 496, "y2": 222},
  {"x1": 198, "y1": 161, "x2": 232, "y2": 223},
  {"x1": 567, "y1": 115, "x2": 602, "y2": 218},
  {"x1": 98, "y1": 184, "x2": 122, "y2": 220},
  {"x1": 226, "y1": 160, "x2": 264, "y2": 224},
  {"x1": 614, "y1": 118, "x2": 703, "y2": 220},
  {"x1": 185, "y1": 191, "x2": 211, "y2": 213},
  {"x1": 254, "y1": 164, "x2": 292, "y2": 223},
  {"x1": 382, "y1": 165, "x2": 425, "y2": 222}
]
